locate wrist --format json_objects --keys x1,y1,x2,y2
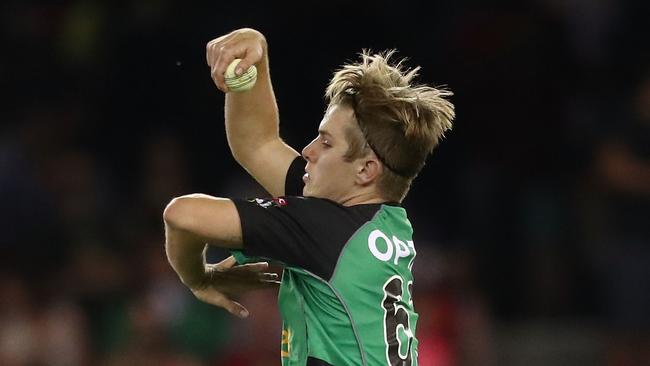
[{"x1": 177, "y1": 262, "x2": 208, "y2": 290}]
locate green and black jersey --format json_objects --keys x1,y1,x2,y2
[{"x1": 231, "y1": 157, "x2": 419, "y2": 366}]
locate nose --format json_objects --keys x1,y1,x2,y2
[{"x1": 302, "y1": 138, "x2": 317, "y2": 162}]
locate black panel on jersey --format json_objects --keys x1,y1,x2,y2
[
  {"x1": 306, "y1": 357, "x2": 334, "y2": 366},
  {"x1": 232, "y1": 196, "x2": 380, "y2": 280},
  {"x1": 284, "y1": 156, "x2": 307, "y2": 196}
]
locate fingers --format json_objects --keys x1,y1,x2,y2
[
  {"x1": 213, "y1": 257, "x2": 271, "y2": 274},
  {"x1": 206, "y1": 32, "x2": 235, "y2": 66},
  {"x1": 206, "y1": 39, "x2": 217, "y2": 67},
  {"x1": 234, "y1": 271, "x2": 279, "y2": 281},
  {"x1": 259, "y1": 272, "x2": 279, "y2": 281},
  {"x1": 211, "y1": 46, "x2": 231, "y2": 92},
  {"x1": 206, "y1": 29, "x2": 264, "y2": 93},
  {"x1": 211, "y1": 295, "x2": 249, "y2": 318},
  {"x1": 208, "y1": 262, "x2": 279, "y2": 284},
  {"x1": 214, "y1": 43, "x2": 251, "y2": 92},
  {"x1": 260, "y1": 279, "x2": 282, "y2": 287},
  {"x1": 192, "y1": 288, "x2": 250, "y2": 318},
  {"x1": 215, "y1": 255, "x2": 238, "y2": 270},
  {"x1": 234, "y1": 47, "x2": 262, "y2": 77},
  {"x1": 207, "y1": 37, "x2": 243, "y2": 92},
  {"x1": 226, "y1": 301, "x2": 250, "y2": 319},
  {"x1": 216, "y1": 271, "x2": 279, "y2": 282},
  {"x1": 206, "y1": 38, "x2": 230, "y2": 92},
  {"x1": 228, "y1": 261, "x2": 269, "y2": 273}
]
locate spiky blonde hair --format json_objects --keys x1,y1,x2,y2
[{"x1": 325, "y1": 50, "x2": 455, "y2": 201}]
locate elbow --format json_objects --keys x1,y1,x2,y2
[
  {"x1": 164, "y1": 193, "x2": 217, "y2": 230},
  {"x1": 229, "y1": 149, "x2": 248, "y2": 167},
  {"x1": 163, "y1": 197, "x2": 184, "y2": 229},
  {"x1": 163, "y1": 195, "x2": 200, "y2": 230}
]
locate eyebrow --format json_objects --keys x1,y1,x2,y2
[{"x1": 318, "y1": 130, "x2": 333, "y2": 138}]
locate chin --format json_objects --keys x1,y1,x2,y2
[
  {"x1": 303, "y1": 190, "x2": 318, "y2": 198},
  {"x1": 302, "y1": 186, "x2": 315, "y2": 197},
  {"x1": 302, "y1": 187, "x2": 324, "y2": 199}
]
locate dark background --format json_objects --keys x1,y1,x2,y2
[{"x1": 1, "y1": 1, "x2": 649, "y2": 365}]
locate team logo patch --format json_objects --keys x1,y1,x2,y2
[
  {"x1": 273, "y1": 197, "x2": 288, "y2": 206},
  {"x1": 249, "y1": 197, "x2": 288, "y2": 208}
]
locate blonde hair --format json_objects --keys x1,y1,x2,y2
[{"x1": 325, "y1": 50, "x2": 455, "y2": 201}]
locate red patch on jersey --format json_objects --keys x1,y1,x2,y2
[
  {"x1": 249, "y1": 197, "x2": 289, "y2": 209},
  {"x1": 272, "y1": 197, "x2": 288, "y2": 206}
]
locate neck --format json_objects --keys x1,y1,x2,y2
[{"x1": 339, "y1": 190, "x2": 389, "y2": 206}]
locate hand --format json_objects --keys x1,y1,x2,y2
[
  {"x1": 206, "y1": 28, "x2": 267, "y2": 92},
  {"x1": 190, "y1": 256, "x2": 280, "y2": 318}
]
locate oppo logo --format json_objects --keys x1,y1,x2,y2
[{"x1": 367, "y1": 229, "x2": 416, "y2": 267}]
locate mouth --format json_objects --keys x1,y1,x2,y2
[{"x1": 303, "y1": 172, "x2": 310, "y2": 183}]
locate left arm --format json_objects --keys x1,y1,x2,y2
[
  {"x1": 164, "y1": 194, "x2": 242, "y2": 287},
  {"x1": 163, "y1": 194, "x2": 275, "y2": 318}
]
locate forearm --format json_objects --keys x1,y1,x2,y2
[
  {"x1": 208, "y1": 28, "x2": 299, "y2": 196},
  {"x1": 162, "y1": 194, "x2": 275, "y2": 318},
  {"x1": 224, "y1": 44, "x2": 281, "y2": 163},
  {"x1": 164, "y1": 224, "x2": 207, "y2": 288}
]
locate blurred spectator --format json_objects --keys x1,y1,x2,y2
[
  {"x1": 582, "y1": 68, "x2": 650, "y2": 365},
  {"x1": 0, "y1": 274, "x2": 88, "y2": 366}
]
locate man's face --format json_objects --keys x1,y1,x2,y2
[{"x1": 301, "y1": 104, "x2": 360, "y2": 202}]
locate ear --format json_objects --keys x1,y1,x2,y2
[{"x1": 355, "y1": 156, "x2": 382, "y2": 186}]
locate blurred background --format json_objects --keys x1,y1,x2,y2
[{"x1": 1, "y1": 0, "x2": 649, "y2": 365}]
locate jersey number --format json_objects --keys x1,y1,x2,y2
[{"x1": 382, "y1": 276, "x2": 414, "y2": 366}]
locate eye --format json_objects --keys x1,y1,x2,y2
[{"x1": 320, "y1": 136, "x2": 331, "y2": 147}]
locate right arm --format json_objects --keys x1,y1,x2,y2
[{"x1": 207, "y1": 28, "x2": 300, "y2": 197}]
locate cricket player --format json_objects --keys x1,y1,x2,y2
[{"x1": 164, "y1": 28, "x2": 455, "y2": 365}]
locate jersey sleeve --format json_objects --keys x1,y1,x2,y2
[
  {"x1": 231, "y1": 196, "x2": 365, "y2": 279},
  {"x1": 284, "y1": 156, "x2": 307, "y2": 196}
]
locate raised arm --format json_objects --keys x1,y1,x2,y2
[{"x1": 207, "y1": 28, "x2": 299, "y2": 196}]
